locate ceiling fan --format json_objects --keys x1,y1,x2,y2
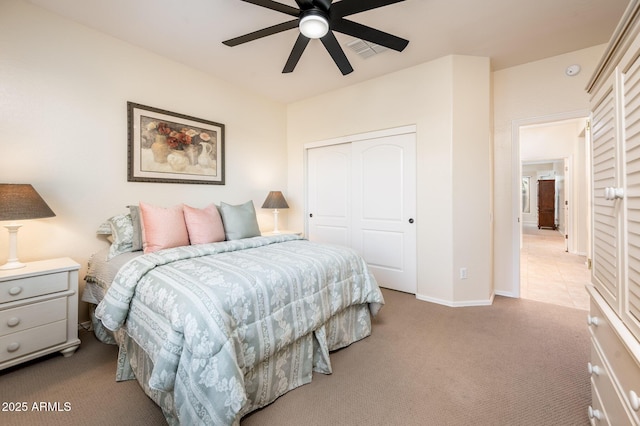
[{"x1": 222, "y1": 0, "x2": 409, "y2": 75}]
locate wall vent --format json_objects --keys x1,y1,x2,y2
[{"x1": 346, "y1": 39, "x2": 388, "y2": 58}]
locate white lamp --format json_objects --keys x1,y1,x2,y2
[
  {"x1": 261, "y1": 191, "x2": 289, "y2": 234},
  {"x1": 0, "y1": 184, "x2": 55, "y2": 270},
  {"x1": 299, "y1": 11, "x2": 329, "y2": 39}
]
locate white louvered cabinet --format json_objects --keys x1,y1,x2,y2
[{"x1": 587, "y1": 1, "x2": 640, "y2": 424}]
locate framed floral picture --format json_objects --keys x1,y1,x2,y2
[{"x1": 127, "y1": 102, "x2": 225, "y2": 185}]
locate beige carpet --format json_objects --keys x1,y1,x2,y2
[{"x1": 1, "y1": 289, "x2": 590, "y2": 425}]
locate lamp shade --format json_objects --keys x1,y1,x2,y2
[
  {"x1": 261, "y1": 191, "x2": 289, "y2": 209},
  {"x1": 0, "y1": 184, "x2": 55, "y2": 221}
]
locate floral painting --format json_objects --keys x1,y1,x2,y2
[{"x1": 128, "y1": 102, "x2": 225, "y2": 184}]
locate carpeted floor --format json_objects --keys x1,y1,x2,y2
[{"x1": 1, "y1": 289, "x2": 590, "y2": 426}]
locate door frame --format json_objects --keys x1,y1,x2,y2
[{"x1": 509, "y1": 111, "x2": 589, "y2": 298}]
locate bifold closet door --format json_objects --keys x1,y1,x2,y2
[{"x1": 307, "y1": 133, "x2": 416, "y2": 294}]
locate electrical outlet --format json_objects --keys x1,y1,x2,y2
[{"x1": 459, "y1": 267, "x2": 468, "y2": 280}]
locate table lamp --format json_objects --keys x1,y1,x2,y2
[
  {"x1": 261, "y1": 191, "x2": 289, "y2": 234},
  {"x1": 0, "y1": 184, "x2": 55, "y2": 270}
]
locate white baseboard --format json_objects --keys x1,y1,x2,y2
[{"x1": 415, "y1": 292, "x2": 495, "y2": 307}]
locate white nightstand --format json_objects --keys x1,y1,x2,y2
[{"x1": 0, "y1": 257, "x2": 81, "y2": 370}]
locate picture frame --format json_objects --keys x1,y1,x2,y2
[{"x1": 127, "y1": 102, "x2": 225, "y2": 185}]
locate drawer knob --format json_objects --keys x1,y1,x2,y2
[
  {"x1": 8, "y1": 286, "x2": 23, "y2": 296},
  {"x1": 588, "y1": 362, "x2": 602, "y2": 376},
  {"x1": 630, "y1": 390, "x2": 640, "y2": 412},
  {"x1": 6, "y1": 317, "x2": 20, "y2": 327},
  {"x1": 587, "y1": 315, "x2": 599, "y2": 326},
  {"x1": 6, "y1": 342, "x2": 20, "y2": 353},
  {"x1": 588, "y1": 406, "x2": 603, "y2": 420},
  {"x1": 604, "y1": 187, "x2": 624, "y2": 200}
]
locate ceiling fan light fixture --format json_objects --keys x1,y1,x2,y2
[{"x1": 299, "y1": 13, "x2": 329, "y2": 39}]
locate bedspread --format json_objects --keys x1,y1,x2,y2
[{"x1": 95, "y1": 234, "x2": 384, "y2": 425}]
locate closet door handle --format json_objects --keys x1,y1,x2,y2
[
  {"x1": 604, "y1": 187, "x2": 624, "y2": 200},
  {"x1": 408, "y1": 218, "x2": 414, "y2": 224}
]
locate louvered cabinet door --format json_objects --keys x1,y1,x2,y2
[
  {"x1": 591, "y1": 77, "x2": 620, "y2": 309},
  {"x1": 623, "y1": 57, "x2": 640, "y2": 340}
]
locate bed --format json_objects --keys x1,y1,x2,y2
[{"x1": 84, "y1": 202, "x2": 384, "y2": 426}]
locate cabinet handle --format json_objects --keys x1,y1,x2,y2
[
  {"x1": 604, "y1": 187, "x2": 624, "y2": 200},
  {"x1": 6, "y1": 342, "x2": 20, "y2": 353},
  {"x1": 587, "y1": 315, "x2": 599, "y2": 326},
  {"x1": 630, "y1": 390, "x2": 640, "y2": 412},
  {"x1": 588, "y1": 406, "x2": 603, "y2": 421},
  {"x1": 8, "y1": 286, "x2": 23, "y2": 296},
  {"x1": 588, "y1": 362, "x2": 601, "y2": 376},
  {"x1": 6, "y1": 317, "x2": 20, "y2": 327}
]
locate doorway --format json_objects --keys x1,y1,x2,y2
[{"x1": 516, "y1": 116, "x2": 590, "y2": 310}]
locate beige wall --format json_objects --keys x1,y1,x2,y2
[
  {"x1": 493, "y1": 45, "x2": 604, "y2": 296},
  {"x1": 1, "y1": 0, "x2": 608, "y2": 316},
  {"x1": 287, "y1": 55, "x2": 492, "y2": 306},
  {"x1": 0, "y1": 1, "x2": 288, "y2": 321}
]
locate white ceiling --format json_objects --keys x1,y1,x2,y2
[{"x1": 27, "y1": 0, "x2": 630, "y2": 103}]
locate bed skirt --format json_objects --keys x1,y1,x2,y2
[{"x1": 91, "y1": 303, "x2": 373, "y2": 425}]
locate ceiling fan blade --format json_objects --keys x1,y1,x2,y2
[
  {"x1": 332, "y1": 19, "x2": 408, "y2": 51},
  {"x1": 240, "y1": 0, "x2": 300, "y2": 17},
  {"x1": 283, "y1": 34, "x2": 311, "y2": 73},
  {"x1": 223, "y1": 20, "x2": 299, "y2": 46},
  {"x1": 332, "y1": 0, "x2": 404, "y2": 18},
  {"x1": 321, "y1": 31, "x2": 354, "y2": 75}
]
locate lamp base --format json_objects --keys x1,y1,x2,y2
[
  {"x1": 0, "y1": 260, "x2": 26, "y2": 270},
  {"x1": 2, "y1": 223, "x2": 24, "y2": 270}
]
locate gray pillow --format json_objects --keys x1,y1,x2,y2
[
  {"x1": 219, "y1": 201, "x2": 261, "y2": 240},
  {"x1": 106, "y1": 213, "x2": 134, "y2": 260},
  {"x1": 127, "y1": 204, "x2": 143, "y2": 251}
]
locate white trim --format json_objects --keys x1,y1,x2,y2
[
  {"x1": 303, "y1": 125, "x2": 417, "y2": 150},
  {"x1": 416, "y1": 292, "x2": 495, "y2": 307},
  {"x1": 511, "y1": 110, "x2": 589, "y2": 298}
]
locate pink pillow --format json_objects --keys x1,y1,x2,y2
[
  {"x1": 183, "y1": 204, "x2": 225, "y2": 245},
  {"x1": 139, "y1": 202, "x2": 190, "y2": 253}
]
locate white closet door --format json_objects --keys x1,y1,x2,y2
[
  {"x1": 307, "y1": 143, "x2": 351, "y2": 247},
  {"x1": 591, "y1": 77, "x2": 620, "y2": 309},
  {"x1": 307, "y1": 130, "x2": 417, "y2": 294},
  {"x1": 351, "y1": 134, "x2": 416, "y2": 294}
]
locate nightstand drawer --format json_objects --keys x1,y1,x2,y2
[
  {"x1": 0, "y1": 320, "x2": 66, "y2": 363},
  {"x1": 0, "y1": 271, "x2": 69, "y2": 303},
  {"x1": 0, "y1": 297, "x2": 67, "y2": 337}
]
